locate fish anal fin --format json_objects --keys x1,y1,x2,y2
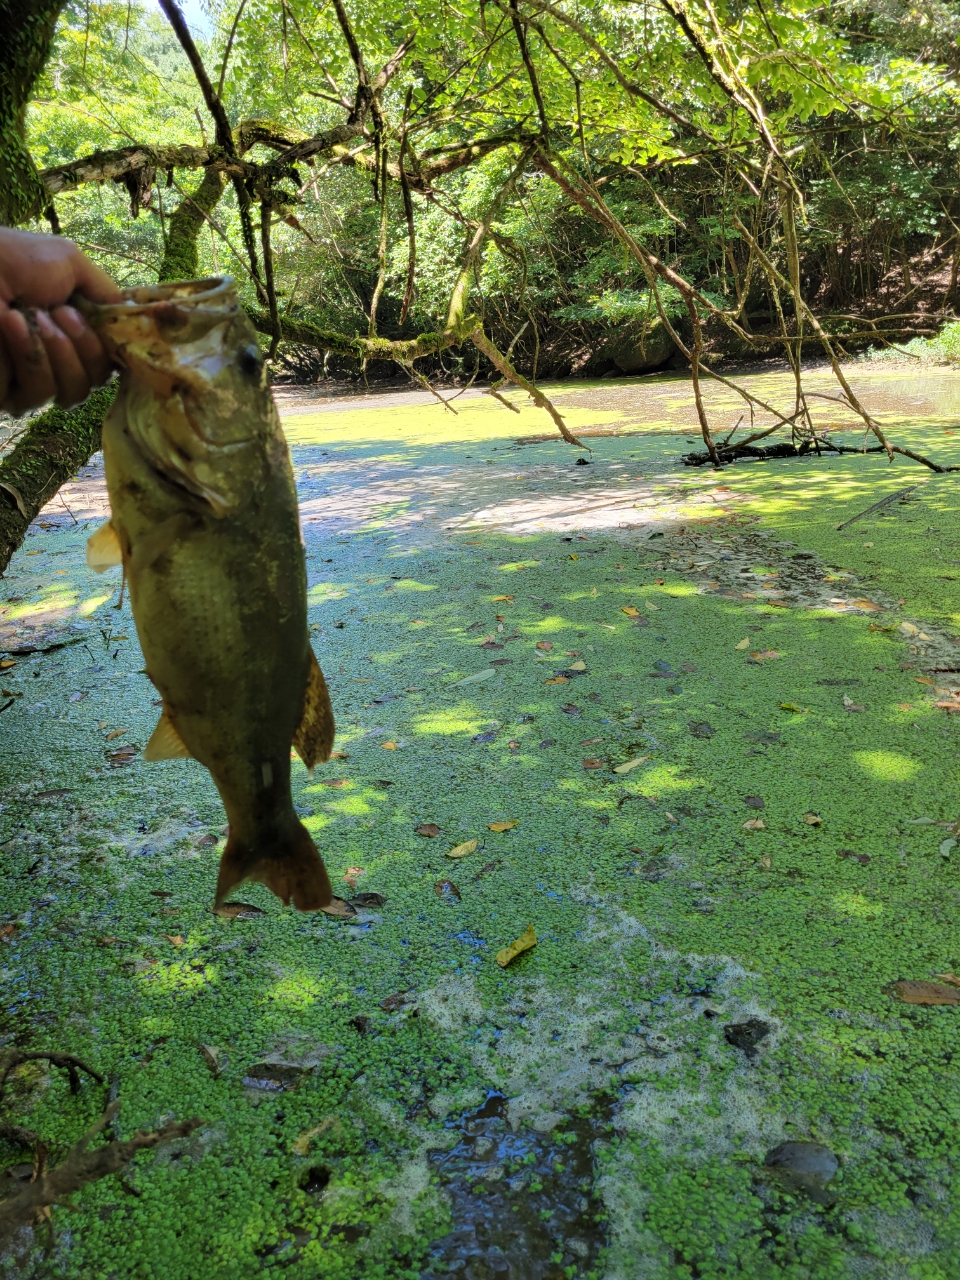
[
  {"x1": 215, "y1": 821, "x2": 332, "y2": 912},
  {"x1": 293, "y1": 648, "x2": 335, "y2": 769},
  {"x1": 86, "y1": 519, "x2": 122, "y2": 572},
  {"x1": 144, "y1": 709, "x2": 192, "y2": 761}
]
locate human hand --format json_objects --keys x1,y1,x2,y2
[{"x1": 0, "y1": 227, "x2": 123, "y2": 415}]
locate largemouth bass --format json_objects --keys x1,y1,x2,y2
[{"x1": 80, "y1": 276, "x2": 334, "y2": 911}]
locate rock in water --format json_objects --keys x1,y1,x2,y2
[
  {"x1": 764, "y1": 1141, "x2": 839, "y2": 1203},
  {"x1": 79, "y1": 277, "x2": 335, "y2": 911}
]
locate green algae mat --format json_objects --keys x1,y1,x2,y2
[{"x1": 5, "y1": 366, "x2": 960, "y2": 1277}]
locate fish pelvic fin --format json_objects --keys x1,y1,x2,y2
[
  {"x1": 215, "y1": 821, "x2": 332, "y2": 912},
  {"x1": 293, "y1": 647, "x2": 335, "y2": 770},
  {"x1": 144, "y1": 709, "x2": 192, "y2": 761},
  {"x1": 86, "y1": 519, "x2": 122, "y2": 572}
]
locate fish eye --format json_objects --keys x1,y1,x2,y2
[{"x1": 238, "y1": 345, "x2": 263, "y2": 377}]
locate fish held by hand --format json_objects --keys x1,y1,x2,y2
[{"x1": 79, "y1": 277, "x2": 334, "y2": 911}]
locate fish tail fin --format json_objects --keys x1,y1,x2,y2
[{"x1": 215, "y1": 820, "x2": 332, "y2": 913}]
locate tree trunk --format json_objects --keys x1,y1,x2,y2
[
  {"x1": 0, "y1": 0, "x2": 68, "y2": 227},
  {"x1": 0, "y1": 386, "x2": 114, "y2": 576},
  {"x1": 158, "y1": 167, "x2": 227, "y2": 281}
]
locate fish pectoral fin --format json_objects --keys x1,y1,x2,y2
[
  {"x1": 86, "y1": 519, "x2": 122, "y2": 572},
  {"x1": 144, "y1": 710, "x2": 192, "y2": 761},
  {"x1": 293, "y1": 647, "x2": 335, "y2": 770}
]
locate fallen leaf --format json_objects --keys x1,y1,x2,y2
[
  {"x1": 106, "y1": 744, "x2": 138, "y2": 767},
  {"x1": 759, "y1": 854, "x2": 772, "y2": 869},
  {"x1": 933, "y1": 972, "x2": 960, "y2": 988},
  {"x1": 496, "y1": 924, "x2": 537, "y2": 968},
  {"x1": 743, "y1": 818, "x2": 766, "y2": 831},
  {"x1": 545, "y1": 675, "x2": 569, "y2": 684},
  {"x1": 664, "y1": 812, "x2": 677, "y2": 823},
  {"x1": 161, "y1": 934, "x2": 184, "y2": 947},
  {"x1": 213, "y1": 902, "x2": 264, "y2": 919},
  {"x1": 735, "y1": 638, "x2": 750, "y2": 650},
  {"x1": 536, "y1": 641, "x2": 554, "y2": 651},
  {"x1": 568, "y1": 660, "x2": 587, "y2": 672},
  {"x1": 560, "y1": 703, "x2": 580, "y2": 715},
  {"x1": 350, "y1": 892, "x2": 386, "y2": 908},
  {"x1": 330, "y1": 751, "x2": 349, "y2": 759},
  {"x1": 621, "y1": 606, "x2": 641, "y2": 617},
  {"x1": 457, "y1": 669, "x2": 497, "y2": 685},
  {"x1": 842, "y1": 696, "x2": 865, "y2": 712},
  {"x1": 320, "y1": 897, "x2": 357, "y2": 918},
  {"x1": 838, "y1": 849, "x2": 870, "y2": 864},
  {"x1": 508, "y1": 739, "x2": 520, "y2": 749},
  {"x1": 612, "y1": 756, "x2": 649, "y2": 774},
  {"x1": 940, "y1": 838, "x2": 957, "y2": 858},
  {"x1": 583, "y1": 758, "x2": 604, "y2": 769},
  {"x1": 435, "y1": 879, "x2": 461, "y2": 902},
  {"x1": 342, "y1": 876, "x2": 358, "y2": 892},
  {"x1": 198, "y1": 1045, "x2": 223, "y2": 1078},
  {"x1": 898, "y1": 703, "x2": 915, "y2": 710},
  {"x1": 568, "y1": 553, "x2": 579, "y2": 560},
  {"x1": 915, "y1": 676, "x2": 937, "y2": 687},
  {"x1": 97, "y1": 936, "x2": 121, "y2": 946},
  {"x1": 750, "y1": 650, "x2": 781, "y2": 662},
  {"x1": 653, "y1": 578, "x2": 664, "y2": 586},
  {"x1": 886, "y1": 980, "x2": 960, "y2": 1006},
  {"x1": 491, "y1": 595, "x2": 515, "y2": 602},
  {"x1": 291, "y1": 1117, "x2": 338, "y2": 1158},
  {"x1": 744, "y1": 796, "x2": 765, "y2": 809},
  {"x1": 416, "y1": 823, "x2": 441, "y2": 837},
  {"x1": 803, "y1": 812, "x2": 822, "y2": 826},
  {"x1": 150, "y1": 890, "x2": 173, "y2": 899},
  {"x1": 688, "y1": 720, "x2": 715, "y2": 739},
  {"x1": 381, "y1": 741, "x2": 398, "y2": 749},
  {"x1": 380, "y1": 992, "x2": 411, "y2": 1012},
  {"x1": 779, "y1": 702, "x2": 807, "y2": 713},
  {"x1": 0, "y1": 923, "x2": 16, "y2": 942},
  {"x1": 0, "y1": 660, "x2": 15, "y2": 670},
  {"x1": 935, "y1": 700, "x2": 960, "y2": 712},
  {"x1": 447, "y1": 838, "x2": 479, "y2": 859},
  {"x1": 851, "y1": 599, "x2": 882, "y2": 611},
  {"x1": 321, "y1": 778, "x2": 348, "y2": 788},
  {"x1": 488, "y1": 820, "x2": 518, "y2": 832}
]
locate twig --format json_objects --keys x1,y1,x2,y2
[{"x1": 835, "y1": 484, "x2": 925, "y2": 529}]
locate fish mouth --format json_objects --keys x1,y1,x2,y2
[{"x1": 74, "y1": 275, "x2": 237, "y2": 316}]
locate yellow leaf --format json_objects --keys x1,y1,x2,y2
[
  {"x1": 612, "y1": 755, "x2": 649, "y2": 774},
  {"x1": 292, "y1": 1118, "x2": 335, "y2": 1156},
  {"x1": 496, "y1": 924, "x2": 537, "y2": 968},
  {"x1": 645, "y1": 602, "x2": 661, "y2": 611},
  {"x1": 488, "y1": 820, "x2": 518, "y2": 832},
  {"x1": 447, "y1": 838, "x2": 479, "y2": 859},
  {"x1": 590, "y1": 587, "x2": 598, "y2": 596},
  {"x1": 0, "y1": 660, "x2": 15, "y2": 670},
  {"x1": 545, "y1": 675, "x2": 569, "y2": 684},
  {"x1": 886, "y1": 980, "x2": 960, "y2": 1006},
  {"x1": 851, "y1": 599, "x2": 882, "y2": 611},
  {"x1": 915, "y1": 676, "x2": 936, "y2": 687},
  {"x1": 743, "y1": 818, "x2": 765, "y2": 830},
  {"x1": 759, "y1": 855, "x2": 772, "y2": 869},
  {"x1": 735, "y1": 638, "x2": 750, "y2": 649},
  {"x1": 621, "y1": 606, "x2": 640, "y2": 617},
  {"x1": 491, "y1": 595, "x2": 515, "y2": 602},
  {"x1": 780, "y1": 702, "x2": 807, "y2": 713},
  {"x1": 569, "y1": 554, "x2": 579, "y2": 560},
  {"x1": 803, "y1": 812, "x2": 822, "y2": 826},
  {"x1": 934, "y1": 972, "x2": 960, "y2": 988},
  {"x1": 104, "y1": 728, "x2": 127, "y2": 741},
  {"x1": 568, "y1": 660, "x2": 587, "y2": 671},
  {"x1": 162, "y1": 934, "x2": 184, "y2": 947},
  {"x1": 381, "y1": 741, "x2": 397, "y2": 750}
]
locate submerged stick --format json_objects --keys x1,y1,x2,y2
[{"x1": 835, "y1": 484, "x2": 926, "y2": 530}]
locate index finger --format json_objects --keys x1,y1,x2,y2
[{"x1": 70, "y1": 251, "x2": 123, "y2": 304}]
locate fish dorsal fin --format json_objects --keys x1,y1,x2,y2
[
  {"x1": 144, "y1": 709, "x2": 192, "y2": 762},
  {"x1": 86, "y1": 519, "x2": 122, "y2": 572},
  {"x1": 293, "y1": 648, "x2": 335, "y2": 770}
]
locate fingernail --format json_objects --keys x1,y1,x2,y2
[{"x1": 33, "y1": 309, "x2": 57, "y2": 338}]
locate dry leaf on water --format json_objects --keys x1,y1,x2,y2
[
  {"x1": 321, "y1": 779, "x2": 348, "y2": 788},
  {"x1": 735, "y1": 638, "x2": 750, "y2": 650},
  {"x1": 350, "y1": 892, "x2": 386, "y2": 908},
  {"x1": 852, "y1": 599, "x2": 882, "y2": 611},
  {"x1": 292, "y1": 1118, "x2": 335, "y2": 1156},
  {"x1": 0, "y1": 924, "x2": 16, "y2": 942},
  {"x1": 886, "y1": 980, "x2": 960, "y2": 1006},
  {"x1": 583, "y1": 758, "x2": 604, "y2": 769},
  {"x1": 416, "y1": 823, "x2": 441, "y2": 837},
  {"x1": 104, "y1": 728, "x2": 127, "y2": 741},
  {"x1": 933, "y1": 972, "x2": 960, "y2": 988},
  {"x1": 744, "y1": 796, "x2": 765, "y2": 809},
  {"x1": 743, "y1": 818, "x2": 766, "y2": 831},
  {"x1": 545, "y1": 675, "x2": 569, "y2": 684},
  {"x1": 496, "y1": 925, "x2": 537, "y2": 968},
  {"x1": 488, "y1": 820, "x2": 518, "y2": 832},
  {"x1": 780, "y1": 702, "x2": 807, "y2": 713},
  {"x1": 199, "y1": 1044, "x2": 223, "y2": 1076},
  {"x1": 613, "y1": 756, "x2": 649, "y2": 774},
  {"x1": 321, "y1": 897, "x2": 357, "y2": 918},
  {"x1": 213, "y1": 902, "x2": 264, "y2": 919},
  {"x1": 381, "y1": 741, "x2": 397, "y2": 750},
  {"x1": 750, "y1": 650, "x2": 780, "y2": 661},
  {"x1": 435, "y1": 879, "x2": 461, "y2": 902},
  {"x1": 491, "y1": 595, "x2": 515, "y2": 602},
  {"x1": 843, "y1": 696, "x2": 865, "y2": 712},
  {"x1": 568, "y1": 661, "x2": 587, "y2": 672},
  {"x1": 621, "y1": 607, "x2": 641, "y2": 617},
  {"x1": 803, "y1": 812, "x2": 823, "y2": 826},
  {"x1": 536, "y1": 641, "x2": 554, "y2": 651},
  {"x1": 915, "y1": 676, "x2": 936, "y2": 688},
  {"x1": 838, "y1": 849, "x2": 870, "y2": 864},
  {"x1": 447, "y1": 838, "x2": 479, "y2": 859},
  {"x1": 161, "y1": 934, "x2": 184, "y2": 947}
]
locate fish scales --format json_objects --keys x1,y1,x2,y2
[{"x1": 79, "y1": 277, "x2": 335, "y2": 911}]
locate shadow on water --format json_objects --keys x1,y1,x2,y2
[{"x1": 422, "y1": 1091, "x2": 614, "y2": 1280}]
